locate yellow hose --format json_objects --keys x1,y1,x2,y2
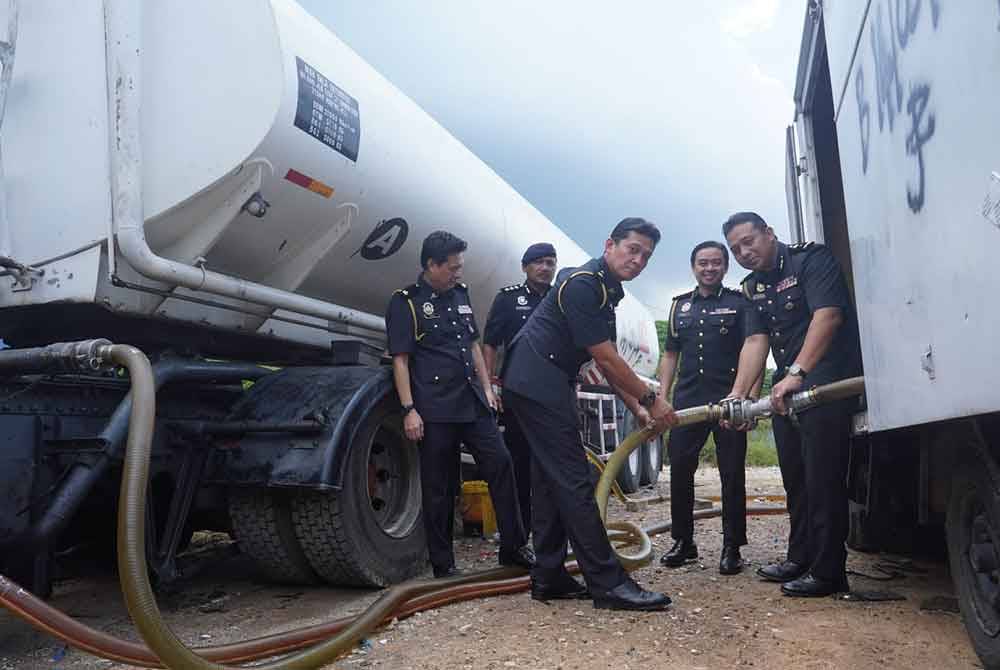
[
  {"x1": 112, "y1": 339, "x2": 662, "y2": 667},
  {"x1": 112, "y1": 345, "x2": 517, "y2": 669},
  {"x1": 111, "y1": 343, "x2": 857, "y2": 669}
]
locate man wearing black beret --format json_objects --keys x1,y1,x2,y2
[{"x1": 483, "y1": 242, "x2": 558, "y2": 532}]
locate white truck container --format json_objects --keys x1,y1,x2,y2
[
  {"x1": 0, "y1": 0, "x2": 661, "y2": 595},
  {"x1": 787, "y1": 2, "x2": 1000, "y2": 665}
]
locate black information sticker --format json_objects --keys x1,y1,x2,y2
[{"x1": 294, "y1": 57, "x2": 360, "y2": 162}]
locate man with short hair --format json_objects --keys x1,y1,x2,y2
[
  {"x1": 386, "y1": 230, "x2": 535, "y2": 578},
  {"x1": 658, "y1": 241, "x2": 766, "y2": 575},
  {"x1": 724, "y1": 212, "x2": 862, "y2": 597},
  {"x1": 503, "y1": 218, "x2": 677, "y2": 611},
  {"x1": 483, "y1": 242, "x2": 558, "y2": 533}
]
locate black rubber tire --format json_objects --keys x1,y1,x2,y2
[
  {"x1": 228, "y1": 488, "x2": 319, "y2": 584},
  {"x1": 614, "y1": 401, "x2": 644, "y2": 494},
  {"x1": 291, "y1": 396, "x2": 426, "y2": 587},
  {"x1": 640, "y1": 434, "x2": 664, "y2": 486},
  {"x1": 946, "y1": 460, "x2": 1000, "y2": 670}
]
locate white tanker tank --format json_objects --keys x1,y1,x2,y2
[
  {"x1": 0, "y1": 0, "x2": 658, "y2": 378},
  {"x1": 0, "y1": 0, "x2": 664, "y2": 594}
]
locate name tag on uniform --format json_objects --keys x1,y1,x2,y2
[
  {"x1": 776, "y1": 276, "x2": 798, "y2": 292},
  {"x1": 515, "y1": 305, "x2": 533, "y2": 311},
  {"x1": 709, "y1": 308, "x2": 737, "y2": 315},
  {"x1": 457, "y1": 304, "x2": 473, "y2": 315},
  {"x1": 752, "y1": 293, "x2": 767, "y2": 301}
]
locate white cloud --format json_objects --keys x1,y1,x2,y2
[{"x1": 721, "y1": 0, "x2": 782, "y2": 38}]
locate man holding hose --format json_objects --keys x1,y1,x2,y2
[{"x1": 502, "y1": 217, "x2": 677, "y2": 611}]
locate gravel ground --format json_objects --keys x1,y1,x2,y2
[{"x1": 0, "y1": 467, "x2": 981, "y2": 669}]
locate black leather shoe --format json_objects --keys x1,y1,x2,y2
[
  {"x1": 781, "y1": 573, "x2": 849, "y2": 597},
  {"x1": 660, "y1": 538, "x2": 698, "y2": 567},
  {"x1": 719, "y1": 545, "x2": 743, "y2": 575},
  {"x1": 593, "y1": 579, "x2": 671, "y2": 611},
  {"x1": 498, "y1": 543, "x2": 536, "y2": 569},
  {"x1": 756, "y1": 560, "x2": 807, "y2": 583},
  {"x1": 530, "y1": 576, "x2": 590, "y2": 602},
  {"x1": 432, "y1": 566, "x2": 464, "y2": 579}
]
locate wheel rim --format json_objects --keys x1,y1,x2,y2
[
  {"x1": 646, "y1": 438, "x2": 660, "y2": 474},
  {"x1": 628, "y1": 446, "x2": 640, "y2": 477},
  {"x1": 364, "y1": 410, "x2": 421, "y2": 539},
  {"x1": 966, "y1": 500, "x2": 1000, "y2": 637}
]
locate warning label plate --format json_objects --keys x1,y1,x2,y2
[{"x1": 294, "y1": 57, "x2": 360, "y2": 162}]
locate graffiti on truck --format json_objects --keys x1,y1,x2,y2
[{"x1": 854, "y1": 0, "x2": 940, "y2": 213}]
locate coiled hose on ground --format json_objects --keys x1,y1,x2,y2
[{"x1": 1, "y1": 343, "x2": 861, "y2": 668}]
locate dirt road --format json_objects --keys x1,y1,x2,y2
[{"x1": 0, "y1": 468, "x2": 981, "y2": 669}]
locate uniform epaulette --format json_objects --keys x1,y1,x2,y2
[
  {"x1": 739, "y1": 273, "x2": 755, "y2": 299},
  {"x1": 500, "y1": 283, "x2": 523, "y2": 293},
  {"x1": 722, "y1": 286, "x2": 742, "y2": 296},
  {"x1": 395, "y1": 282, "x2": 421, "y2": 298},
  {"x1": 788, "y1": 241, "x2": 816, "y2": 253},
  {"x1": 556, "y1": 269, "x2": 607, "y2": 314},
  {"x1": 671, "y1": 289, "x2": 694, "y2": 301},
  {"x1": 455, "y1": 282, "x2": 469, "y2": 291}
]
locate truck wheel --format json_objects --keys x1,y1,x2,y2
[
  {"x1": 228, "y1": 488, "x2": 319, "y2": 584},
  {"x1": 947, "y1": 461, "x2": 1000, "y2": 669},
  {"x1": 291, "y1": 396, "x2": 425, "y2": 586},
  {"x1": 615, "y1": 401, "x2": 644, "y2": 494}
]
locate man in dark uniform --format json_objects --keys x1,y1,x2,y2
[
  {"x1": 723, "y1": 212, "x2": 862, "y2": 597},
  {"x1": 386, "y1": 230, "x2": 535, "y2": 578},
  {"x1": 503, "y1": 218, "x2": 677, "y2": 611},
  {"x1": 483, "y1": 242, "x2": 558, "y2": 533},
  {"x1": 658, "y1": 241, "x2": 767, "y2": 575}
]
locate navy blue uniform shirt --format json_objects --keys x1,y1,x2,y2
[
  {"x1": 386, "y1": 277, "x2": 488, "y2": 422},
  {"x1": 741, "y1": 242, "x2": 861, "y2": 386},
  {"x1": 483, "y1": 282, "x2": 546, "y2": 351},
  {"x1": 503, "y1": 257, "x2": 622, "y2": 413},
  {"x1": 665, "y1": 285, "x2": 765, "y2": 407}
]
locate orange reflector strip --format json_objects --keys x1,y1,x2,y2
[{"x1": 284, "y1": 169, "x2": 334, "y2": 198}]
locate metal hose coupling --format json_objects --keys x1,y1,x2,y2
[
  {"x1": 0, "y1": 338, "x2": 116, "y2": 374},
  {"x1": 717, "y1": 376, "x2": 865, "y2": 425}
]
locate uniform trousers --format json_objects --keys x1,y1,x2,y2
[
  {"x1": 668, "y1": 420, "x2": 747, "y2": 546},
  {"x1": 421, "y1": 412, "x2": 526, "y2": 572},
  {"x1": 503, "y1": 389, "x2": 628, "y2": 593},
  {"x1": 771, "y1": 396, "x2": 853, "y2": 581},
  {"x1": 499, "y1": 409, "x2": 532, "y2": 533}
]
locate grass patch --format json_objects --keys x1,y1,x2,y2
[{"x1": 663, "y1": 420, "x2": 778, "y2": 468}]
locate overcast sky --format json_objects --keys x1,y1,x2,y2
[{"x1": 300, "y1": 0, "x2": 806, "y2": 318}]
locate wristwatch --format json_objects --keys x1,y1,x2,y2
[
  {"x1": 401, "y1": 403, "x2": 415, "y2": 416},
  {"x1": 787, "y1": 363, "x2": 807, "y2": 379},
  {"x1": 638, "y1": 389, "x2": 657, "y2": 409}
]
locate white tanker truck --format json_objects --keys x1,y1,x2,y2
[
  {"x1": 0, "y1": 0, "x2": 662, "y2": 595},
  {"x1": 787, "y1": 2, "x2": 1000, "y2": 666}
]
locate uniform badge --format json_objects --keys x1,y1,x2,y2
[
  {"x1": 756, "y1": 283, "x2": 766, "y2": 293},
  {"x1": 517, "y1": 295, "x2": 528, "y2": 306},
  {"x1": 422, "y1": 302, "x2": 435, "y2": 317},
  {"x1": 457, "y1": 304, "x2": 473, "y2": 315},
  {"x1": 720, "y1": 327, "x2": 729, "y2": 335},
  {"x1": 681, "y1": 302, "x2": 691, "y2": 313}
]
